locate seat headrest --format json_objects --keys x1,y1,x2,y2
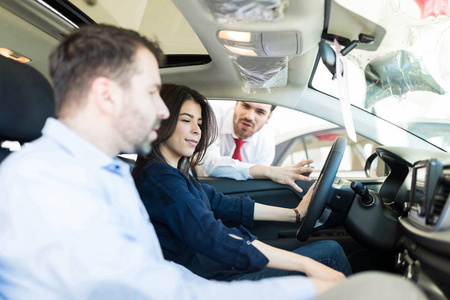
[{"x1": 0, "y1": 55, "x2": 55, "y2": 143}]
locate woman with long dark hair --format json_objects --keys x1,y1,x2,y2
[{"x1": 133, "y1": 84, "x2": 352, "y2": 283}]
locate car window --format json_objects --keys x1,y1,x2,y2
[
  {"x1": 210, "y1": 100, "x2": 382, "y2": 179},
  {"x1": 275, "y1": 128, "x2": 381, "y2": 178}
]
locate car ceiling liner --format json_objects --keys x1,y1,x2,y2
[{"x1": 204, "y1": 0, "x2": 290, "y2": 94}]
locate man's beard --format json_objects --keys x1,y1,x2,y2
[{"x1": 134, "y1": 139, "x2": 153, "y2": 156}]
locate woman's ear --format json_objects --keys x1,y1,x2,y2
[{"x1": 90, "y1": 77, "x2": 121, "y2": 116}]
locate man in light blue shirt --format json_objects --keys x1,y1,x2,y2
[
  {"x1": 0, "y1": 117, "x2": 319, "y2": 299},
  {"x1": 0, "y1": 23, "x2": 321, "y2": 299}
]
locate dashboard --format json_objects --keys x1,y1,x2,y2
[{"x1": 374, "y1": 147, "x2": 450, "y2": 298}]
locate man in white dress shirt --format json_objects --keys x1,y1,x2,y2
[{"x1": 197, "y1": 101, "x2": 314, "y2": 193}]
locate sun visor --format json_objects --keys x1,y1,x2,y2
[
  {"x1": 231, "y1": 55, "x2": 289, "y2": 94},
  {"x1": 204, "y1": 0, "x2": 289, "y2": 23}
]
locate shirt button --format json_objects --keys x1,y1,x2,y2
[{"x1": 246, "y1": 241, "x2": 251, "y2": 245}]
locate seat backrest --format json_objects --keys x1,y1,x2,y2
[{"x1": 0, "y1": 55, "x2": 55, "y2": 163}]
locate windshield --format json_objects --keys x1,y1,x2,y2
[
  {"x1": 312, "y1": 0, "x2": 450, "y2": 151},
  {"x1": 70, "y1": 0, "x2": 450, "y2": 151}
]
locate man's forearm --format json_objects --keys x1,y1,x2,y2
[{"x1": 249, "y1": 164, "x2": 272, "y2": 179}]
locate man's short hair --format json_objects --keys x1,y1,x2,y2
[
  {"x1": 270, "y1": 105, "x2": 277, "y2": 112},
  {"x1": 49, "y1": 24, "x2": 164, "y2": 114}
]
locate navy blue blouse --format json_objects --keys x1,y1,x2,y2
[{"x1": 134, "y1": 161, "x2": 269, "y2": 281}]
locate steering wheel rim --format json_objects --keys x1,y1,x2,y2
[{"x1": 296, "y1": 136, "x2": 347, "y2": 242}]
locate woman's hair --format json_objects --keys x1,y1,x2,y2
[{"x1": 132, "y1": 84, "x2": 218, "y2": 177}]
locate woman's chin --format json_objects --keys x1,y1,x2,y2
[{"x1": 183, "y1": 150, "x2": 195, "y2": 157}]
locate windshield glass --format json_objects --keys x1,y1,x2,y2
[{"x1": 312, "y1": 0, "x2": 450, "y2": 151}]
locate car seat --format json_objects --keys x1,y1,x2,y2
[{"x1": 0, "y1": 55, "x2": 55, "y2": 163}]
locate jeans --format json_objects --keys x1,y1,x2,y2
[{"x1": 235, "y1": 240, "x2": 352, "y2": 281}]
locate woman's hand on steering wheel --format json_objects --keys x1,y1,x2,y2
[{"x1": 295, "y1": 181, "x2": 317, "y2": 222}]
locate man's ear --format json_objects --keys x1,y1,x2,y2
[{"x1": 90, "y1": 77, "x2": 120, "y2": 115}]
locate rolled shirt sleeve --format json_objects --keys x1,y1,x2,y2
[{"x1": 196, "y1": 138, "x2": 254, "y2": 180}]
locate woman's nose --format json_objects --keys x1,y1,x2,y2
[{"x1": 192, "y1": 123, "x2": 201, "y2": 134}]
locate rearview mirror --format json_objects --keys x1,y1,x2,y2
[{"x1": 319, "y1": 40, "x2": 341, "y2": 77}]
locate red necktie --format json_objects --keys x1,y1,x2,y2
[{"x1": 232, "y1": 138, "x2": 245, "y2": 161}]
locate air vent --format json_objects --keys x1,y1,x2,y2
[{"x1": 427, "y1": 167, "x2": 450, "y2": 225}]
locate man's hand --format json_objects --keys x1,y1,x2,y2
[{"x1": 263, "y1": 159, "x2": 314, "y2": 193}]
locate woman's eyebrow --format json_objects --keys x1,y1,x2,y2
[
  {"x1": 179, "y1": 113, "x2": 202, "y2": 121},
  {"x1": 179, "y1": 113, "x2": 194, "y2": 118}
]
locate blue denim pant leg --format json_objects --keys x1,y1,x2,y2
[{"x1": 235, "y1": 240, "x2": 352, "y2": 281}]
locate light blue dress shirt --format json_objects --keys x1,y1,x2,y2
[{"x1": 0, "y1": 118, "x2": 316, "y2": 300}]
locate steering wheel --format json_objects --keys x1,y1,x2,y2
[{"x1": 296, "y1": 136, "x2": 347, "y2": 242}]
